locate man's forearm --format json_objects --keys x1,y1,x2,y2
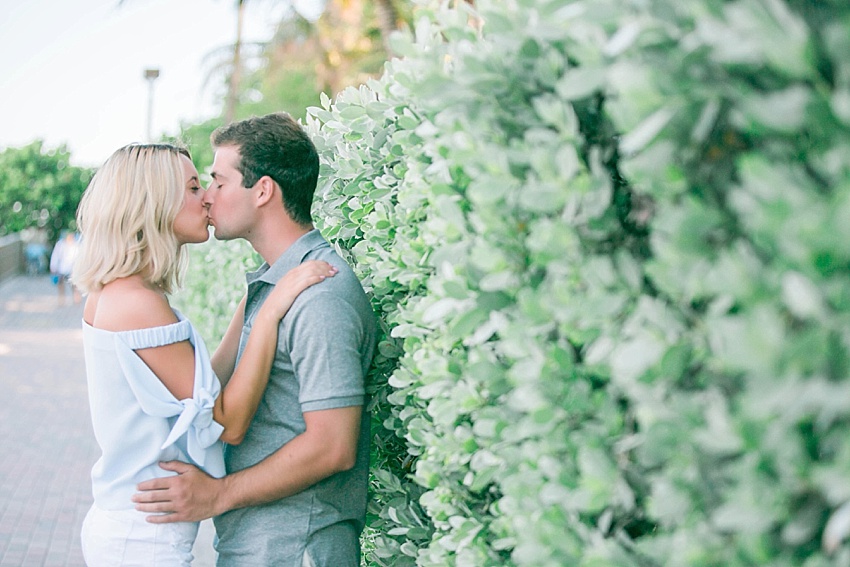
[
  {"x1": 216, "y1": 406, "x2": 362, "y2": 512},
  {"x1": 217, "y1": 434, "x2": 350, "y2": 512}
]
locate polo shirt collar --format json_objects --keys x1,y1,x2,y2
[{"x1": 246, "y1": 229, "x2": 326, "y2": 286}]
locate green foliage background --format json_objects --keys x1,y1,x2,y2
[
  {"x1": 0, "y1": 141, "x2": 92, "y2": 243},
  {"x1": 177, "y1": 0, "x2": 850, "y2": 565}
]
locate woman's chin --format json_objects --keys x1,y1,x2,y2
[{"x1": 179, "y1": 230, "x2": 212, "y2": 245}]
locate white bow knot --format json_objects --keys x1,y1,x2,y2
[{"x1": 160, "y1": 388, "x2": 224, "y2": 466}]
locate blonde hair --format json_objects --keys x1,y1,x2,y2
[{"x1": 73, "y1": 144, "x2": 191, "y2": 294}]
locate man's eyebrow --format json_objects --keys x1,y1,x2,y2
[{"x1": 210, "y1": 171, "x2": 225, "y2": 180}]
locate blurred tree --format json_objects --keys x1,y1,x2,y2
[
  {"x1": 0, "y1": 141, "x2": 92, "y2": 244},
  {"x1": 164, "y1": 118, "x2": 220, "y2": 173},
  {"x1": 373, "y1": 0, "x2": 401, "y2": 53},
  {"x1": 233, "y1": 0, "x2": 413, "y2": 115},
  {"x1": 201, "y1": 1, "x2": 312, "y2": 123},
  {"x1": 120, "y1": 0, "x2": 268, "y2": 124},
  {"x1": 123, "y1": 0, "x2": 412, "y2": 134},
  {"x1": 309, "y1": 0, "x2": 414, "y2": 93},
  {"x1": 193, "y1": 0, "x2": 415, "y2": 125},
  {"x1": 229, "y1": 13, "x2": 320, "y2": 120},
  {"x1": 315, "y1": 0, "x2": 391, "y2": 93},
  {"x1": 224, "y1": 0, "x2": 247, "y2": 123}
]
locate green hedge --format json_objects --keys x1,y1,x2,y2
[
  {"x1": 179, "y1": 0, "x2": 850, "y2": 564},
  {"x1": 304, "y1": 0, "x2": 850, "y2": 565}
]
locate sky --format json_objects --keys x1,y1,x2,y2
[{"x1": 0, "y1": 0, "x2": 318, "y2": 167}]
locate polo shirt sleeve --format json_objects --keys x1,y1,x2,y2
[{"x1": 286, "y1": 292, "x2": 367, "y2": 413}]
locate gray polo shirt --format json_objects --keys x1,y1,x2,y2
[{"x1": 213, "y1": 230, "x2": 377, "y2": 567}]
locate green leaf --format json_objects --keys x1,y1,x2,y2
[{"x1": 619, "y1": 107, "x2": 675, "y2": 156}]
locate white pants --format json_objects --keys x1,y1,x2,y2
[{"x1": 81, "y1": 504, "x2": 199, "y2": 566}]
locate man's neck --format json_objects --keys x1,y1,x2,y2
[{"x1": 250, "y1": 220, "x2": 314, "y2": 266}]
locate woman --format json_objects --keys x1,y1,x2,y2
[{"x1": 72, "y1": 143, "x2": 335, "y2": 565}]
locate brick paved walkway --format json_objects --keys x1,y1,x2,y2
[
  {"x1": 0, "y1": 275, "x2": 215, "y2": 566},
  {"x1": 0, "y1": 275, "x2": 92, "y2": 566}
]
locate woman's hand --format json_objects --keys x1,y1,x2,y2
[
  {"x1": 211, "y1": 262, "x2": 336, "y2": 443},
  {"x1": 259, "y1": 260, "x2": 337, "y2": 321}
]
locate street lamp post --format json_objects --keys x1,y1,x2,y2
[{"x1": 143, "y1": 68, "x2": 160, "y2": 142}]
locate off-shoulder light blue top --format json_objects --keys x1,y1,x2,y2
[{"x1": 82, "y1": 310, "x2": 225, "y2": 510}]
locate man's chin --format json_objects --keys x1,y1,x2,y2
[{"x1": 210, "y1": 227, "x2": 233, "y2": 241}]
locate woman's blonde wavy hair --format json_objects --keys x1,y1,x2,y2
[{"x1": 72, "y1": 143, "x2": 192, "y2": 295}]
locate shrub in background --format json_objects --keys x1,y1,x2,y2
[{"x1": 173, "y1": 237, "x2": 258, "y2": 347}]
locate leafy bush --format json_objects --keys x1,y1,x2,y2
[
  {"x1": 173, "y1": 237, "x2": 259, "y2": 347},
  {"x1": 308, "y1": 1, "x2": 649, "y2": 563},
  {"x1": 304, "y1": 0, "x2": 850, "y2": 565},
  {"x1": 0, "y1": 141, "x2": 92, "y2": 243},
  {"x1": 604, "y1": 1, "x2": 850, "y2": 565}
]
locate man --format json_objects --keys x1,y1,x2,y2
[{"x1": 133, "y1": 112, "x2": 377, "y2": 566}]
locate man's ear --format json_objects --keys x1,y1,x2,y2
[{"x1": 254, "y1": 176, "x2": 278, "y2": 207}]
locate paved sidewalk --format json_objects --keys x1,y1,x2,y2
[{"x1": 0, "y1": 275, "x2": 216, "y2": 566}]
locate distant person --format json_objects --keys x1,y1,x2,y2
[
  {"x1": 25, "y1": 241, "x2": 48, "y2": 274},
  {"x1": 72, "y1": 142, "x2": 337, "y2": 566},
  {"x1": 133, "y1": 113, "x2": 378, "y2": 567},
  {"x1": 50, "y1": 230, "x2": 81, "y2": 304}
]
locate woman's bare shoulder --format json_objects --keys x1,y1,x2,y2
[{"x1": 90, "y1": 277, "x2": 178, "y2": 332}]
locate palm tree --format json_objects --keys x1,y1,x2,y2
[
  {"x1": 224, "y1": 0, "x2": 247, "y2": 123},
  {"x1": 216, "y1": 0, "x2": 312, "y2": 122},
  {"x1": 119, "y1": 0, "x2": 258, "y2": 124},
  {"x1": 125, "y1": 0, "x2": 413, "y2": 124}
]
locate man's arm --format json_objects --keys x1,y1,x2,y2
[
  {"x1": 221, "y1": 405, "x2": 362, "y2": 508},
  {"x1": 133, "y1": 404, "x2": 362, "y2": 522}
]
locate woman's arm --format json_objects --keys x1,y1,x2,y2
[
  {"x1": 212, "y1": 260, "x2": 337, "y2": 444},
  {"x1": 210, "y1": 295, "x2": 247, "y2": 387},
  {"x1": 94, "y1": 279, "x2": 196, "y2": 401},
  {"x1": 94, "y1": 264, "x2": 334, "y2": 443}
]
